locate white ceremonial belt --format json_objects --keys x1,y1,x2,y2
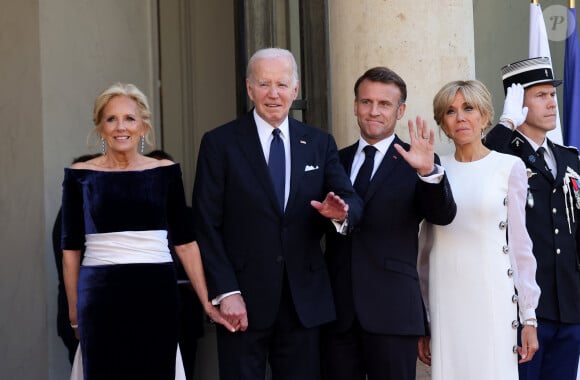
[{"x1": 82, "y1": 230, "x2": 172, "y2": 266}]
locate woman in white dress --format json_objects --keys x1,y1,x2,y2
[{"x1": 417, "y1": 80, "x2": 541, "y2": 380}]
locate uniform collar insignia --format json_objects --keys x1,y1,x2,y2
[{"x1": 512, "y1": 136, "x2": 525, "y2": 148}]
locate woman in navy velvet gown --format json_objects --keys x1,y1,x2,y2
[{"x1": 61, "y1": 83, "x2": 233, "y2": 380}]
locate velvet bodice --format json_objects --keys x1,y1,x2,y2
[{"x1": 61, "y1": 163, "x2": 194, "y2": 250}]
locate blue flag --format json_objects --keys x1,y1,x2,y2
[{"x1": 564, "y1": 8, "x2": 580, "y2": 148}]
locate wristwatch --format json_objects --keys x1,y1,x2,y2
[{"x1": 522, "y1": 319, "x2": 538, "y2": 328}]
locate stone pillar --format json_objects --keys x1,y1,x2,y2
[
  {"x1": 0, "y1": 1, "x2": 47, "y2": 379},
  {"x1": 329, "y1": 0, "x2": 475, "y2": 155}
]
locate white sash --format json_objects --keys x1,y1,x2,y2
[{"x1": 83, "y1": 230, "x2": 172, "y2": 266}]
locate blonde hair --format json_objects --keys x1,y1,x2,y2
[
  {"x1": 91, "y1": 82, "x2": 155, "y2": 148},
  {"x1": 433, "y1": 80, "x2": 494, "y2": 132}
]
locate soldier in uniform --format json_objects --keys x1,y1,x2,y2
[{"x1": 485, "y1": 57, "x2": 580, "y2": 380}]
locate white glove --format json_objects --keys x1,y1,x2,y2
[{"x1": 500, "y1": 83, "x2": 528, "y2": 129}]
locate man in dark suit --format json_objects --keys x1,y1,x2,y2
[
  {"x1": 485, "y1": 57, "x2": 580, "y2": 380},
  {"x1": 192, "y1": 47, "x2": 363, "y2": 380},
  {"x1": 321, "y1": 66, "x2": 457, "y2": 380}
]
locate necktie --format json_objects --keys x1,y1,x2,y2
[
  {"x1": 268, "y1": 128, "x2": 285, "y2": 210},
  {"x1": 536, "y1": 147, "x2": 553, "y2": 177},
  {"x1": 354, "y1": 145, "x2": 377, "y2": 198}
]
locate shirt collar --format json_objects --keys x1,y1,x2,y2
[
  {"x1": 356, "y1": 135, "x2": 395, "y2": 155},
  {"x1": 519, "y1": 133, "x2": 549, "y2": 153},
  {"x1": 254, "y1": 109, "x2": 290, "y2": 141}
]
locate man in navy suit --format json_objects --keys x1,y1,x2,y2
[
  {"x1": 192, "y1": 48, "x2": 363, "y2": 380},
  {"x1": 485, "y1": 57, "x2": 580, "y2": 380},
  {"x1": 321, "y1": 66, "x2": 457, "y2": 380}
]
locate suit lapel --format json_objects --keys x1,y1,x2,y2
[
  {"x1": 286, "y1": 120, "x2": 310, "y2": 212},
  {"x1": 236, "y1": 113, "x2": 283, "y2": 213},
  {"x1": 341, "y1": 143, "x2": 358, "y2": 176},
  {"x1": 510, "y1": 131, "x2": 554, "y2": 182},
  {"x1": 549, "y1": 139, "x2": 566, "y2": 185}
]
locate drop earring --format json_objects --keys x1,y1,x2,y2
[
  {"x1": 101, "y1": 137, "x2": 106, "y2": 154},
  {"x1": 140, "y1": 135, "x2": 145, "y2": 154}
]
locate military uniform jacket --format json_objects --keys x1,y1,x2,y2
[{"x1": 485, "y1": 125, "x2": 580, "y2": 323}]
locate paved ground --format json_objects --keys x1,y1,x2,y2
[
  {"x1": 416, "y1": 359, "x2": 432, "y2": 379},
  {"x1": 196, "y1": 324, "x2": 434, "y2": 379}
]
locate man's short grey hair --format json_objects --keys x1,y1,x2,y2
[{"x1": 246, "y1": 48, "x2": 299, "y2": 84}]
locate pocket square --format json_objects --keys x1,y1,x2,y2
[{"x1": 304, "y1": 165, "x2": 319, "y2": 172}]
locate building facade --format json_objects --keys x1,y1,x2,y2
[{"x1": 0, "y1": 1, "x2": 574, "y2": 378}]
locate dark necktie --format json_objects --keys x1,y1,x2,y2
[
  {"x1": 268, "y1": 128, "x2": 285, "y2": 210},
  {"x1": 354, "y1": 145, "x2": 377, "y2": 198},
  {"x1": 536, "y1": 147, "x2": 552, "y2": 177}
]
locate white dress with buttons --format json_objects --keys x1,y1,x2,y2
[{"x1": 419, "y1": 151, "x2": 540, "y2": 380}]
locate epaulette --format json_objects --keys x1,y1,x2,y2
[
  {"x1": 549, "y1": 140, "x2": 579, "y2": 155},
  {"x1": 563, "y1": 144, "x2": 579, "y2": 155}
]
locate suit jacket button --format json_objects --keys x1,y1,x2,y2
[
  {"x1": 553, "y1": 208, "x2": 557, "y2": 214},
  {"x1": 556, "y1": 248, "x2": 561, "y2": 254},
  {"x1": 503, "y1": 246, "x2": 509, "y2": 254},
  {"x1": 554, "y1": 228, "x2": 559, "y2": 235},
  {"x1": 512, "y1": 294, "x2": 518, "y2": 303},
  {"x1": 513, "y1": 345, "x2": 518, "y2": 353},
  {"x1": 507, "y1": 268, "x2": 514, "y2": 277},
  {"x1": 512, "y1": 320, "x2": 519, "y2": 328},
  {"x1": 499, "y1": 221, "x2": 507, "y2": 230}
]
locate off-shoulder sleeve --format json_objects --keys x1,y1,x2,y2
[
  {"x1": 61, "y1": 169, "x2": 85, "y2": 250},
  {"x1": 166, "y1": 164, "x2": 195, "y2": 246},
  {"x1": 507, "y1": 159, "x2": 541, "y2": 322}
]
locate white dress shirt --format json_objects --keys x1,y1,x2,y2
[
  {"x1": 254, "y1": 109, "x2": 291, "y2": 209},
  {"x1": 520, "y1": 134, "x2": 556, "y2": 176},
  {"x1": 351, "y1": 136, "x2": 444, "y2": 184}
]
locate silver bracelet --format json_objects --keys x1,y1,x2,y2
[{"x1": 70, "y1": 323, "x2": 78, "y2": 329}]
